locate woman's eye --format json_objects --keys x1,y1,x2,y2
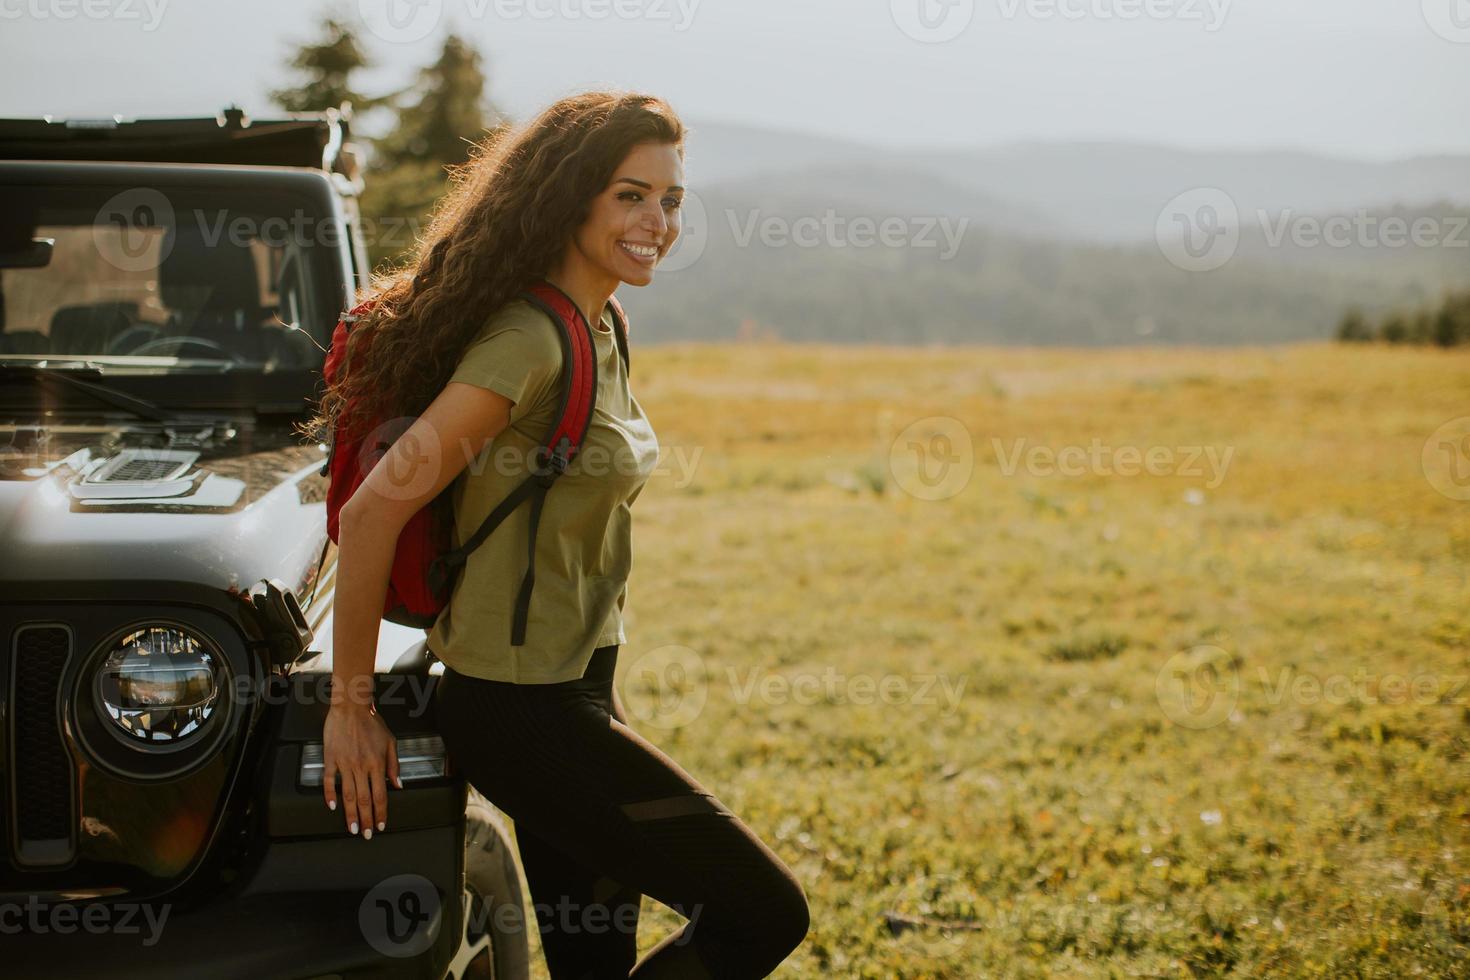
[{"x1": 619, "y1": 190, "x2": 682, "y2": 211}]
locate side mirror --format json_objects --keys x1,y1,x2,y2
[{"x1": 248, "y1": 577, "x2": 315, "y2": 671}]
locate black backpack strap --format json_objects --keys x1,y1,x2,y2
[
  {"x1": 428, "y1": 281, "x2": 604, "y2": 646},
  {"x1": 509, "y1": 478, "x2": 550, "y2": 646}
]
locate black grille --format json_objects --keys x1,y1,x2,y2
[{"x1": 11, "y1": 625, "x2": 75, "y2": 865}]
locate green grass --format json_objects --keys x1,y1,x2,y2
[{"x1": 512, "y1": 342, "x2": 1470, "y2": 978}]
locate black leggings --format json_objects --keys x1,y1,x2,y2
[{"x1": 434, "y1": 645, "x2": 810, "y2": 979}]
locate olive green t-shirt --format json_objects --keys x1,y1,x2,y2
[{"x1": 425, "y1": 296, "x2": 659, "y2": 683}]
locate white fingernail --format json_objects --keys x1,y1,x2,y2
[
  {"x1": 377, "y1": 822, "x2": 385, "y2": 832},
  {"x1": 351, "y1": 822, "x2": 359, "y2": 835},
  {"x1": 363, "y1": 828, "x2": 372, "y2": 840},
  {"x1": 328, "y1": 800, "x2": 336, "y2": 811}
]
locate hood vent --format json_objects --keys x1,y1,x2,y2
[
  {"x1": 69, "y1": 448, "x2": 200, "y2": 499},
  {"x1": 109, "y1": 456, "x2": 187, "y2": 481}
]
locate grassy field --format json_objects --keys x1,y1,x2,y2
[{"x1": 511, "y1": 342, "x2": 1469, "y2": 978}]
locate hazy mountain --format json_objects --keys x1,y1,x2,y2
[
  {"x1": 695, "y1": 161, "x2": 1063, "y2": 240},
  {"x1": 626, "y1": 121, "x2": 1470, "y2": 346},
  {"x1": 637, "y1": 178, "x2": 1470, "y2": 346},
  {"x1": 680, "y1": 119, "x2": 887, "y2": 187},
  {"x1": 683, "y1": 119, "x2": 1470, "y2": 244},
  {"x1": 909, "y1": 142, "x2": 1470, "y2": 243}
]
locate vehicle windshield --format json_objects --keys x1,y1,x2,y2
[{"x1": 0, "y1": 180, "x2": 342, "y2": 374}]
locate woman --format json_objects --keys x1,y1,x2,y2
[{"x1": 306, "y1": 92, "x2": 810, "y2": 978}]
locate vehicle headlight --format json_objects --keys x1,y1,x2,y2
[{"x1": 94, "y1": 625, "x2": 222, "y2": 743}]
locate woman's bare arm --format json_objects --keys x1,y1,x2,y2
[{"x1": 323, "y1": 381, "x2": 517, "y2": 837}]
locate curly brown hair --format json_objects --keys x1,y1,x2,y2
[{"x1": 297, "y1": 90, "x2": 685, "y2": 448}]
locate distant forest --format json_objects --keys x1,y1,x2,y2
[{"x1": 1337, "y1": 290, "x2": 1470, "y2": 347}]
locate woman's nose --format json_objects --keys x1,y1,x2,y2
[{"x1": 640, "y1": 201, "x2": 668, "y2": 238}]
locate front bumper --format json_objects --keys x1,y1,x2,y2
[{"x1": 4, "y1": 822, "x2": 467, "y2": 979}]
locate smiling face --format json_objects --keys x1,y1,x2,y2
[{"x1": 571, "y1": 141, "x2": 685, "y2": 288}]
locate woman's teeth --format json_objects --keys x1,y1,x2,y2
[{"x1": 620, "y1": 241, "x2": 658, "y2": 259}]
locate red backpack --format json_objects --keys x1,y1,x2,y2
[{"x1": 315, "y1": 279, "x2": 630, "y2": 644}]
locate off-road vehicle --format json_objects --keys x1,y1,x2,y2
[{"x1": 0, "y1": 106, "x2": 530, "y2": 979}]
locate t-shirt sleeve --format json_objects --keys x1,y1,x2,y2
[{"x1": 448, "y1": 309, "x2": 563, "y2": 428}]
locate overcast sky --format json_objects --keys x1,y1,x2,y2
[{"x1": 1, "y1": 0, "x2": 1467, "y2": 160}]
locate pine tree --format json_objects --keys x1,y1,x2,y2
[
  {"x1": 360, "y1": 33, "x2": 508, "y2": 267},
  {"x1": 1335, "y1": 307, "x2": 1371, "y2": 343},
  {"x1": 372, "y1": 33, "x2": 502, "y2": 169},
  {"x1": 270, "y1": 15, "x2": 380, "y2": 114},
  {"x1": 1433, "y1": 291, "x2": 1470, "y2": 347},
  {"x1": 1379, "y1": 314, "x2": 1408, "y2": 344}
]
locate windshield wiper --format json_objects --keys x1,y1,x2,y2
[{"x1": 0, "y1": 363, "x2": 179, "y2": 424}]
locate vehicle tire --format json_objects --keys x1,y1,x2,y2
[{"x1": 444, "y1": 792, "x2": 532, "y2": 980}]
